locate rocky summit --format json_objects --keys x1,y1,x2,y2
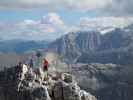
[{"x1": 0, "y1": 65, "x2": 96, "y2": 100}]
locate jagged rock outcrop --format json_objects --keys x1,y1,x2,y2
[{"x1": 0, "y1": 66, "x2": 96, "y2": 100}]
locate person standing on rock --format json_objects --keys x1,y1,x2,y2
[
  {"x1": 43, "y1": 58, "x2": 49, "y2": 71},
  {"x1": 35, "y1": 50, "x2": 42, "y2": 68},
  {"x1": 42, "y1": 58, "x2": 49, "y2": 80},
  {"x1": 29, "y1": 57, "x2": 34, "y2": 68}
]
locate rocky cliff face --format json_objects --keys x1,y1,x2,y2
[
  {"x1": 49, "y1": 31, "x2": 101, "y2": 63},
  {"x1": 77, "y1": 28, "x2": 133, "y2": 65},
  {"x1": 0, "y1": 66, "x2": 96, "y2": 100},
  {"x1": 75, "y1": 31, "x2": 101, "y2": 52}
]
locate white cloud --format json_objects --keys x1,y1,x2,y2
[
  {"x1": 103, "y1": 0, "x2": 133, "y2": 16},
  {"x1": 1, "y1": 0, "x2": 133, "y2": 16},
  {"x1": 0, "y1": 0, "x2": 49, "y2": 9},
  {"x1": 0, "y1": 13, "x2": 67, "y2": 41},
  {"x1": 41, "y1": 13, "x2": 66, "y2": 30},
  {"x1": 0, "y1": 0, "x2": 111, "y2": 11},
  {"x1": 80, "y1": 16, "x2": 133, "y2": 30},
  {"x1": 51, "y1": 0, "x2": 112, "y2": 11},
  {"x1": 1, "y1": 0, "x2": 133, "y2": 15}
]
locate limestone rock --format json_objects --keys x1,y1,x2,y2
[
  {"x1": 61, "y1": 73, "x2": 73, "y2": 83},
  {"x1": 80, "y1": 90, "x2": 96, "y2": 100},
  {"x1": 53, "y1": 80, "x2": 97, "y2": 100}
]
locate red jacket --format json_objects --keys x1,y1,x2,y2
[{"x1": 43, "y1": 58, "x2": 48, "y2": 67}]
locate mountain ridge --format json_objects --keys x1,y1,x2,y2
[
  {"x1": 0, "y1": 40, "x2": 49, "y2": 54},
  {"x1": 48, "y1": 27, "x2": 133, "y2": 65}
]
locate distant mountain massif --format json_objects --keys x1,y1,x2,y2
[
  {"x1": 0, "y1": 40, "x2": 49, "y2": 66},
  {"x1": 0, "y1": 40, "x2": 49, "y2": 54},
  {"x1": 49, "y1": 25, "x2": 133, "y2": 65}
]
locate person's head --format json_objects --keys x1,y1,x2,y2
[
  {"x1": 30, "y1": 58, "x2": 33, "y2": 62},
  {"x1": 44, "y1": 58, "x2": 48, "y2": 62},
  {"x1": 36, "y1": 50, "x2": 42, "y2": 58},
  {"x1": 18, "y1": 61, "x2": 22, "y2": 66}
]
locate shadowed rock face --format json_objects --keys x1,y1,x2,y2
[
  {"x1": 49, "y1": 31, "x2": 101, "y2": 63},
  {"x1": 0, "y1": 85, "x2": 51, "y2": 100},
  {"x1": 71, "y1": 63, "x2": 133, "y2": 100},
  {"x1": 0, "y1": 66, "x2": 96, "y2": 100}
]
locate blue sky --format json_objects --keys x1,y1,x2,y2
[
  {"x1": 0, "y1": 0, "x2": 133, "y2": 41},
  {"x1": 0, "y1": 9, "x2": 99, "y2": 25},
  {"x1": 0, "y1": 8, "x2": 100, "y2": 41}
]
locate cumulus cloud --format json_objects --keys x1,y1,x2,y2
[
  {"x1": 0, "y1": 13, "x2": 67, "y2": 41},
  {"x1": 41, "y1": 13, "x2": 66, "y2": 30}
]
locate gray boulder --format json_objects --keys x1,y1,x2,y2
[{"x1": 53, "y1": 80, "x2": 97, "y2": 100}]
